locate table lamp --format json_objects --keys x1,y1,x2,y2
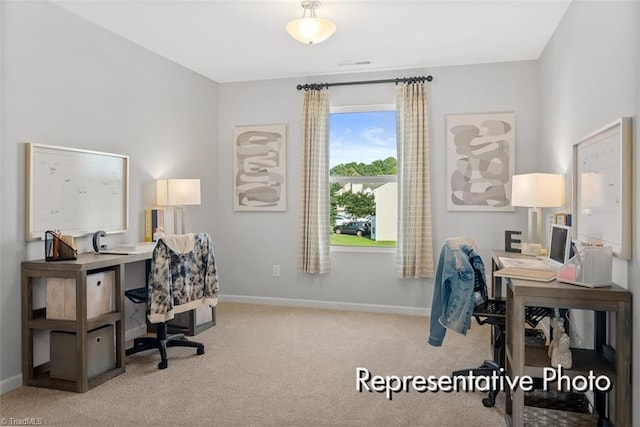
[
  {"x1": 511, "y1": 173, "x2": 564, "y2": 255},
  {"x1": 156, "y1": 178, "x2": 201, "y2": 235}
]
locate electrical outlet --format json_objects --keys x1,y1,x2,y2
[{"x1": 272, "y1": 265, "x2": 280, "y2": 277}]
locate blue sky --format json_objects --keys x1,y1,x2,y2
[{"x1": 329, "y1": 111, "x2": 396, "y2": 168}]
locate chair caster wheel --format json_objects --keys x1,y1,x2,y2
[
  {"x1": 158, "y1": 360, "x2": 168, "y2": 369},
  {"x1": 197, "y1": 347, "x2": 205, "y2": 355},
  {"x1": 482, "y1": 397, "x2": 494, "y2": 408}
]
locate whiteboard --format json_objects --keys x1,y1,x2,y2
[
  {"x1": 26, "y1": 143, "x2": 129, "y2": 240},
  {"x1": 572, "y1": 117, "x2": 632, "y2": 259}
]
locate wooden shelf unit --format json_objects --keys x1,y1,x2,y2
[
  {"x1": 21, "y1": 252, "x2": 152, "y2": 393},
  {"x1": 493, "y1": 251, "x2": 632, "y2": 426}
]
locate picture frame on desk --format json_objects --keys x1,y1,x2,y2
[{"x1": 554, "y1": 213, "x2": 568, "y2": 226}]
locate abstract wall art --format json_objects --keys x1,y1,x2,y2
[
  {"x1": 446, "y1": 112, "x2": 515, "y2": 211},
  {"x1": 233, "y1": 124, "x2": 287, "y2": 211}
]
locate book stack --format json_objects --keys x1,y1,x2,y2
[{"x1": 144, "y1": 208, "x2": 166, "y2": 242}]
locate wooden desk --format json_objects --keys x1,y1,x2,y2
[
  {"x1": 493, "y1": 251, "x2": 632, "y2": 426},
  {"x1": 22, "y1": 252, "x2": 152, "y2": 392}
]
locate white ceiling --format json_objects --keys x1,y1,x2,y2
[{"x1": 51, "y1": 0, "x2": 573, "y2": 83}]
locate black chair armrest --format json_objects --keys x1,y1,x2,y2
[{"x1": 125, "y1": 287, "x2": 148, "y2": 304}]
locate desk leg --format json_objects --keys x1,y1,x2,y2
[
  {"x1": 505, "y1": 283, "x2": 513, "y2": 421},
  {"x1": 510, "y1": 291, "x2": 526, "y2": 427},
  {"x1": 615, "y1": 301, "x2": 631, "y2": 426},
  {"x1": 490, "y1": 259, "x2": 503, "y2": 369},
  {"x1": 491, "y1": 258, "x2": 502, "y2": 300},
  {"x1": 593, "y1": 310, "x2": 606, "y2": 418},
  {"x1": 21, "y1": 272, "x2": 33, "y2": 384},
  {"x1": 76, "y1": 271, "x2": 88, "y2": 393},
  {"x1": 114, "y1": 265, "x2": 125, "y2": 371}
]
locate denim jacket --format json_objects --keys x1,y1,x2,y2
[{"x1": 428, "y1": 238, "x2": 486, "y2": 347}]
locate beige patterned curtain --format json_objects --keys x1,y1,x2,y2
[
  {"x1": 297, "y1": 88, "x2": 330, "y2": 274},
  {"x1": 396, "y1": 82, "x2": 435, "y2": 278}
]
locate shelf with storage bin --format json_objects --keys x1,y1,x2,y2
[
  {"x1": 21, "y1": 252, "x2": 152, "y2": 393},
  {"x1": 149, "y1": 305, "x2": 216, "y2": 337},
  {"x1": 495, "y1": 250, "x2": 632, "y2": 427},
  {"x1": 508, "y1": 345, "x2": 617, "y2": 382}
]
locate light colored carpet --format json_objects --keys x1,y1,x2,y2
[{"x1": 1, "y1": 302, "x2": 506, "y2": 426}]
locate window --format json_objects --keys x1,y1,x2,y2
[{"x1": 329, "y1": 105, "x2": 397, "y2": 248}]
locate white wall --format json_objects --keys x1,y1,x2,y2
[
  {"x1": 217, "y1": 61, "x2": 538, "y2": 312},
  {"x1": 538, "y1": 1, "x2": 639, "y2": 424},
  {"x1": 0, "y1": 1, "x2": 219, "y2": 392}
]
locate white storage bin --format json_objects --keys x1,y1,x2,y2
[
  {"x1": 46, "y1": 271, "x2": 114, "y2": 320},
  {"x1": 196, "y1": 304, "x2": 213, "y2": 325},
  {"x1": 86, "y1": 271, "x2": 114, "y2": 318},
  {"x1": 46, "y1": 278, "x2": 76, "y2": 320}
]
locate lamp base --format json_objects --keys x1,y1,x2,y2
[{"x1": 524, "y1": 207, "x2": 544, "y2": 256}]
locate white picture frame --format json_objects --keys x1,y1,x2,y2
[
  {"x1": 572, "y1": 117, "x2": 632, "y2": 259},
  {"x1": 26, "y1": 143, "x2": 129, "y2": 240},
  {"x1": 446, "y1": 112, "x2": 515, "y2": 211},
  {"x1": 232, "y1": 124, "x2": 287, "y2": 211}
]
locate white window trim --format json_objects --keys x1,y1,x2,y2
[
  {"x1": 330, "y1": 104, "x2": 397, "y2": 252},
  {"x1": 329, "y1": 175, "x2": 397, "y2": 184},
  {"x1": 330, "y1": 245, "x2": 396, "y2": 254},
  {"x1": 331, "y1": 104, "x2": 395, "y2": 114}
]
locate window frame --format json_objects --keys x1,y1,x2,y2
[{"x1": 329, "y1": 104, "x2": 397, "y2": 253}]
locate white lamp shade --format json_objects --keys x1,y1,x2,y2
[
  {"x1": 286, "y1": 17, "x2": 336, "y2": 44},
  {"x1": 156, "y1": 179, "x2": 201, "y2": 206},
  {"x1": 511, "y1": 173, "x2": 564, "y2": 208},
  {"x1": 156, "y1": 179, "x2": 168, "y2": 206}
]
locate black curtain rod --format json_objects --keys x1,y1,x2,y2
[{"x1": 296, "y1": 75, "x2": 433, "y2": 91}]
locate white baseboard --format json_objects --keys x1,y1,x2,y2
[
  {"x1": 1, "y1": 373, "x2": 23, "y2": 394},
  {"x1": 219, "y1": 294, "x2": 430, "y2": 317}
]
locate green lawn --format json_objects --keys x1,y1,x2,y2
[{"x1": 330, "y1": 234, "x2": 396, "y2": 247}]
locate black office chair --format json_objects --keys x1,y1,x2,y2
[
  {"x1": 452, "y1": 263, "x2": 549, "y2": 407},
  {"x1": 125, "y1": 286, "x2": 205, "y2": 369}
]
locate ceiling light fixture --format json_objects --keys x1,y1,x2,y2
[{"x1": 286, "y1": 0, "x2": 336, "y2": 45}]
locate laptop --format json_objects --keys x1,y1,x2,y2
[{"x1": 496, "y1": 224, "x2": 572, "y2": 282}]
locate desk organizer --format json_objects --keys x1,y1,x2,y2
[
  {"x1": 557, "y1": 246, "x2": 613, "y2": 287},
  {"x1": 45, "y1": 230, "x2": 77, "y2": 261}
]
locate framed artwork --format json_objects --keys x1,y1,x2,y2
[
  {"x1": 573, "y1": 117, "x2": 632, "y2": 259},
  {"x1": 446, "y1": 112, "x2": 515, "y2": 211},
  {"x1": 232, "y1": 124, "x2": 287, "y2": 211}
]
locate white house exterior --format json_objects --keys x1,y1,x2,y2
[{"x1": 372, "y1": 182, "x2": 397, "y2": 241}]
